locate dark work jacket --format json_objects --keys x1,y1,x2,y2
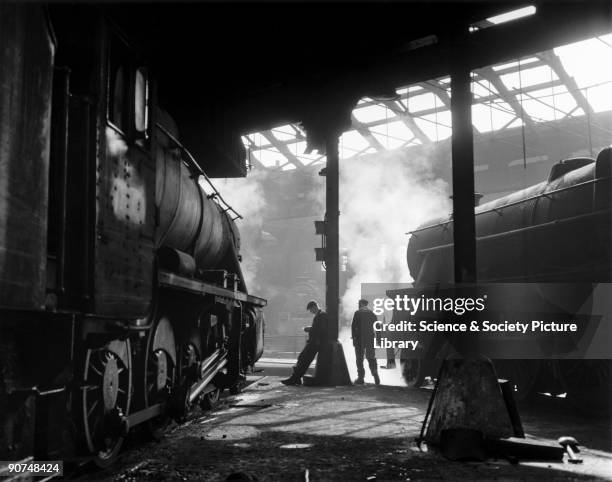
[
  {"x1": 352, "y1": 308, "x2": 377, "y2": 347},
  {"x1": 308, "y1": 310, "x2": 329, "y2": 345}
]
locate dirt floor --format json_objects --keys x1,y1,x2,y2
[{"x1": 83, "y1": 367, "x2": 612, "y2": 482}]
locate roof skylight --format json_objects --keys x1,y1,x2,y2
[{"x1": 241, "y1": 32, "x2": 611, "y2": 170}]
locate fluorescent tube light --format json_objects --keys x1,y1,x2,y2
[{"x1": 486, "y1": 6, "x2": 536, "y2": 25}]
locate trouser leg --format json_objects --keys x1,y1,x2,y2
[
  {"x1": 354, "y1": 345, "x2": 365, "y2": 379},
  {"x1": 386, "y1": 347, "x2": 396, "y2": 364},
  {"x1": 293, "y1": 342, "x2": 319, "y2": 377},
  {"x1": 365, "y1": 345, "x2": 378, "y2": 377},
  {"x1": 367, "y1": 357, "x2": 378, "y2": 377}
]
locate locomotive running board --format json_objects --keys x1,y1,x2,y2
[{"x1": 158, "y1": 270, "x2": 266, "y2": 307}]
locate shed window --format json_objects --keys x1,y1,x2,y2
[{"x1": 110, "y1": 66, "x2": 126, "y2": 130}]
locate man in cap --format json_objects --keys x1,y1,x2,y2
[
  {"x1": 352, "y1": 299, "x2": 380, "y2": 385},
  {"x1": 281, "y1": 300, "x2": 329, "y2": 386}
]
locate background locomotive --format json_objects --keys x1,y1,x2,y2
[
  {"x1": 399, "y1": 145, "x2": 611, "y2": 408},
  {"x1": 1, "y1": 5, "x2": 265, "y2": 467}
]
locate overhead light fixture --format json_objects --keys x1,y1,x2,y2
[
  {"x1": 469, "y1": 5, "x2": 536, "y2": 33},
  {"x1": 486, "y1": 6, "x2": 536, "y2": 25}
]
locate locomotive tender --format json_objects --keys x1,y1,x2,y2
[
  {"x1": 400, "y1": 145, "x2": 611, "y2": 404},
  {"x1": 1, "y1": 5, "x2": 265, "y2": 466}
]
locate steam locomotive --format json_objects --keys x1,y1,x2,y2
[
  {"x1": 400, "y1": 145, "x2": 611, "y2": 406},
  {"x1": 1, "y1": 5, "x2": 265, "y2": 467}
]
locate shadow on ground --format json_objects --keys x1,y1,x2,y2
[{"x1": 84, "y1": 377, "x2": 611, "y2": 481}]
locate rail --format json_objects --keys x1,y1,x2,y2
[{"x1": 155, "y1": 122, "x2": 243, "y2": 220}]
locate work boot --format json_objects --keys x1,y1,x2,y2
[
  {"x1": 354, "y1": 377, "x2": 364, "y2": 385},
  {"x1": 373, "y1": 373, "x2": 380, "y2": 386},
  {"x1": 281, "y1": 376, "x2": 302, "y2": 386},
  {"x1": 380, "y1": 362, "x2": 396, "y2": 369}
]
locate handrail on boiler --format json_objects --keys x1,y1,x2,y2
[
  {"x1": 155, "y1": 122, "x2": 243, "y2": 221},
  {"x1": 416, "y1": 208, "x2": 611, "y2": 255},
  {"x1": 406, "y1": 176, "x2": 608, "y2": 236}
]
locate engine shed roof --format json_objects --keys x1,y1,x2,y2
[
  {"x1": 105, "y1": 2, "x2": 609, "y2": 127},
  {"x1": 72, "y1": 1, "x2": 611, "y2": 176}
]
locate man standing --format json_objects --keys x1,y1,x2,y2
[
  {"x1": 352, "y1": 299, "x2": 380, "y2": 385},
  {"x1": 281, "y1": 300, "x2": 329, "y2": 386}
]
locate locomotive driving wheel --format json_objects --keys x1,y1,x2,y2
[
  {"x1": 144, "y1": 316, "x2": 177, "y2": 440},
  {"x1": 174, "y1": 342, "x2": 201, "y2": 421},
  {"x1": 400, "y1": 358, "x2": 425, "y2": 387},
  {"x1": 80, "y1": 339, "x2": 131, "y2": 468},
  {"x1": 559, "y1": 360, "x2": 611, "y2": 414},
  {"x1": 199, "y1": 374, "x2": 221, "y2": 411},
  {"x1": 493, "y1": 360, "x2": 540, "y2": 403},
  {"x1": 401, "y1": 339, "x2": 453, "y2": 387}
]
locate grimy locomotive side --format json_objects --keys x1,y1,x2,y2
[
  {"x1": 400, "y1": 145, "x2": 611, "y2": 407},
  {"x1": 1, "y1": 5, "x2": 265, "y2": 467}
]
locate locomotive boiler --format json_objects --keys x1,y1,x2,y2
[
  {"x1": 400, "y1": 146, "x2": 611, "y2": 405},
  {"x1": 0, "y1": 4, "x2": 265, "y2": 468}
]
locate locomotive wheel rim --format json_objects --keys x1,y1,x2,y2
[
  {"x1": 81, "y1": 340, "x2": 131, "y2": 466},
  {"x1": 144, "y1": 317, "x2": 177, "y2": 439}
]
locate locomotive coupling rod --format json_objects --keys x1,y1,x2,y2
[
  {"x1": 126, "y1": 403, "x2": 165, "y2": 428},
  {"x1": 200, "y1": 349, "x2": 223, "y2": 376},
  {"x1": 558, "y1": 436, "x2": 583, "y2": 464},
  {"x1": 190, "y1": 358, "x2": 228, "y2": 404}
]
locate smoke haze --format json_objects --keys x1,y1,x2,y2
[
  {"x1": 208, "y1": 170, "x2": 268, "y2": 292},
  {"x1": 339, "y1": 149, "x2": 451, "y2": 318},
  {"x1": 209, "y1": 145, "x2": 450, "y2": 386}
]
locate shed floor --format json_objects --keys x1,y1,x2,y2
[{"x1": 94, "y1": 370, "x2": 612, "y2": 481}]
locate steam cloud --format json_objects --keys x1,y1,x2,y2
[
  {"x1": 339, "y1": 149, "x2": 450, "y2": 318},
  {"x1": 212, "y1": 147, "x2": 450, "y2": 319},
  {"x1": 210, "y1": 146, "x2": 450, "y2": 385},
  {"x1": 209, "y1": 170, "x2": 268, "y2": 292},
  {"x1": 337, "y1": 149, "x2": 450, "y2": 384}
]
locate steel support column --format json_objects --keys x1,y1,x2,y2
[
  {"x1": 450, "y1": 57, "x2": 477, "y2": 283},
  {"x1": 302, "y1": 97, "x2": 355, "y2": 386},
  {"x1": 325, "y1": 135, "x2": 340, "y2": 340},
  {"x1": 309, "y1": 132, "x2": 350, "y2": 386}
]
